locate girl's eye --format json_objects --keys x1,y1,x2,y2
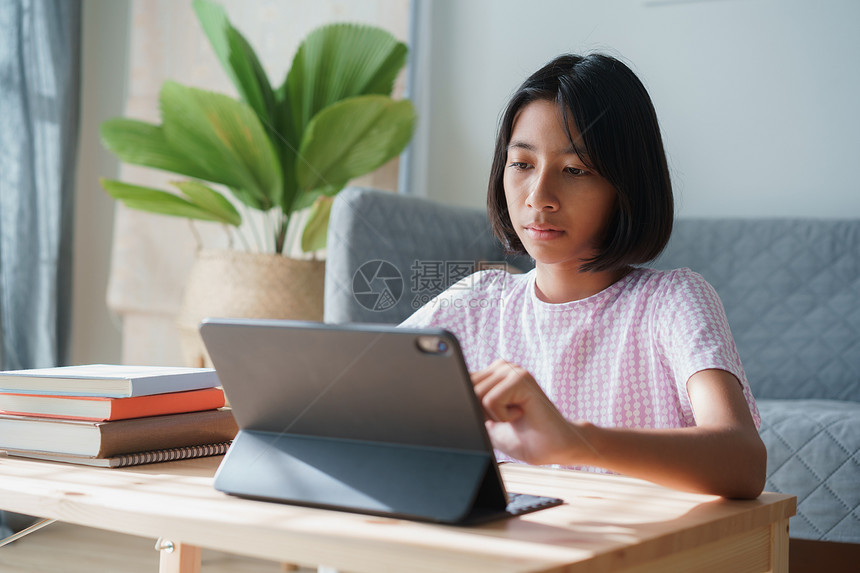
[
  {"x1": 565, "y1": 167, "x2": 587, "y2": 176},
  {"x1": 508, "y1": 162, "x2": 530, "y2": 170}
]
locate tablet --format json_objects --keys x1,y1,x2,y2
[{"x1": 200, "y1": 318, "x2": 562, "y2": 524}]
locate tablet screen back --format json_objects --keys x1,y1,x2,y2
[{"x1": 199, "y1": 319, "x2": 490, "y2": 452}]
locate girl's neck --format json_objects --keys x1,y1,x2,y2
[{"x1": 533, "y1": 264, "x2": 631, "y2": 303}]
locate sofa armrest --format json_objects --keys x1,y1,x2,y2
[{"x1": 324, "y1": 187, "x2": 527, "y2": 324}]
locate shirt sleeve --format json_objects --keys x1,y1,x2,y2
[
  {"x1": 397, "y1": 278, "x2": 469, "y2": 330},
  {"x1": 655, "y1": 269, "x2": 761, "y2": 428},
  {"x1": 398, "y1": 270, "x2": 514, "y2": 374}
]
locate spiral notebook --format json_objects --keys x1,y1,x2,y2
[
  {"x1": 199, "y1": 318, "x2": 562, "y2": 525},
  {"x1": 5, "y1": 441, "x2": 232, "y2": 468}
]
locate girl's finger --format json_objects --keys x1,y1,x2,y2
[
  {"x1": 473, "y1": 368, "x2": 506, "y2": 400},
  {"x1": 469, "y1": 368, "x2": 493, "y2": 386},
  {"x1": 481, "y1": 371, "x2": 525, "y2": 422},
  {"x1": 470, "y1": 358, "x2": 511, "y2": 385}
]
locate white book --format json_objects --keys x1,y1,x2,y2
[{"x1": 0, "y1": 364, "x2": 220, "y2": 398}]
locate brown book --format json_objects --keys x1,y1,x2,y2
[{"x1": 0, "y1": 408, "x2": 237, "y2": 457}]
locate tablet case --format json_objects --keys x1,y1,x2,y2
[{"x1": 200, "y1": 318, "x2": 561, "y2": 524}]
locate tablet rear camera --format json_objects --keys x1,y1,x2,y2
[{"x1": 416, "y1": 336, "x2": 450, "y2": 355}]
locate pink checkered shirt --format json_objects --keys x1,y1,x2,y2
[{"x1": 400, "y1": 267, "x2": 760, "y2": 440}]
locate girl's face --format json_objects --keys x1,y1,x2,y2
[{"x1": 504, "y1": 99, "x2": 617, "y2": 270}]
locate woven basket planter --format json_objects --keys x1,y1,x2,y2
[{"x1": 176, "y1": 249, "x2": 325, "y2": 367}]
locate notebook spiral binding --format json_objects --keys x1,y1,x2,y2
[{"x1": 111, "y1": 441, "x2": 232, "y2": 468}]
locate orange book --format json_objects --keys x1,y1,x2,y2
[{"x1": 0, "y1": 387, "x2": 225, "y2": 421}]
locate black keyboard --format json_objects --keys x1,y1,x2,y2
[{"x1": 506, "y1": 491, "x2": 564, "y2": 516}]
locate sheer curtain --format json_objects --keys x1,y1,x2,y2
[{"x1": 0, "y1": 0, "x2": 81, "y2": 371}]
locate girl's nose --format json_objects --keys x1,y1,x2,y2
[{"x1": 525, "y1": 170, "x2": 560, "y2": 211}]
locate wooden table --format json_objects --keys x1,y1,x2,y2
[{"x1": 0, "y1": 454, "x2": 795, "y2": 573}]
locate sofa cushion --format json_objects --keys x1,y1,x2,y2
[
  {"x1": 652, "y1": 219, "x2": 860, "y2": 402},
  {"x1": 758, "y1": 399, "x2": 860, "y2": 542}
]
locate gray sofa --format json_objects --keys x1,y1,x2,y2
[{"x1": 325, "y1": 186, "x2": 860, "y2": 545}]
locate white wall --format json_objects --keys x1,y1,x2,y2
[
  {"x1": 70, "y1": 0, "x2": 131, "y2": 364},
  {"x1": 409, "y1": 0, "x2": 860, "y2": 218}
]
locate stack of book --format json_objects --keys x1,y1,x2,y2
[{"x1": 0, "y1": 364, "x2": 237, "y2": 468}]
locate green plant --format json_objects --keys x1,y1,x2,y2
[{"x1": 100, "y1": 0, "x2": 415, "y2": 254}]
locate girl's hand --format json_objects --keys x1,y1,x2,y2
[
  {"x1": 472, "y1": 363, "x2": 765, "y2": 498},
  {"x1": 470, "y1": 359, "x2": 593, "y2": 466}
]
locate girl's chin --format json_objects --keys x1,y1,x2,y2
[{"x1": 520, "y1": 245, "x2": 592, "y2": 269}]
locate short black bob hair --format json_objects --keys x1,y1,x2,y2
[{"x1": 487, "y1": 53, "x2": 674, "y2": 272}]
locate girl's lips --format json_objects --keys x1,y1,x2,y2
[{"x1": 524, "y1": 226, "x2": 565, "y2": 240}]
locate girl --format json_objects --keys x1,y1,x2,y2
[{"x1": 400, "y1": 53, "x2": 766, "y2": 499}]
